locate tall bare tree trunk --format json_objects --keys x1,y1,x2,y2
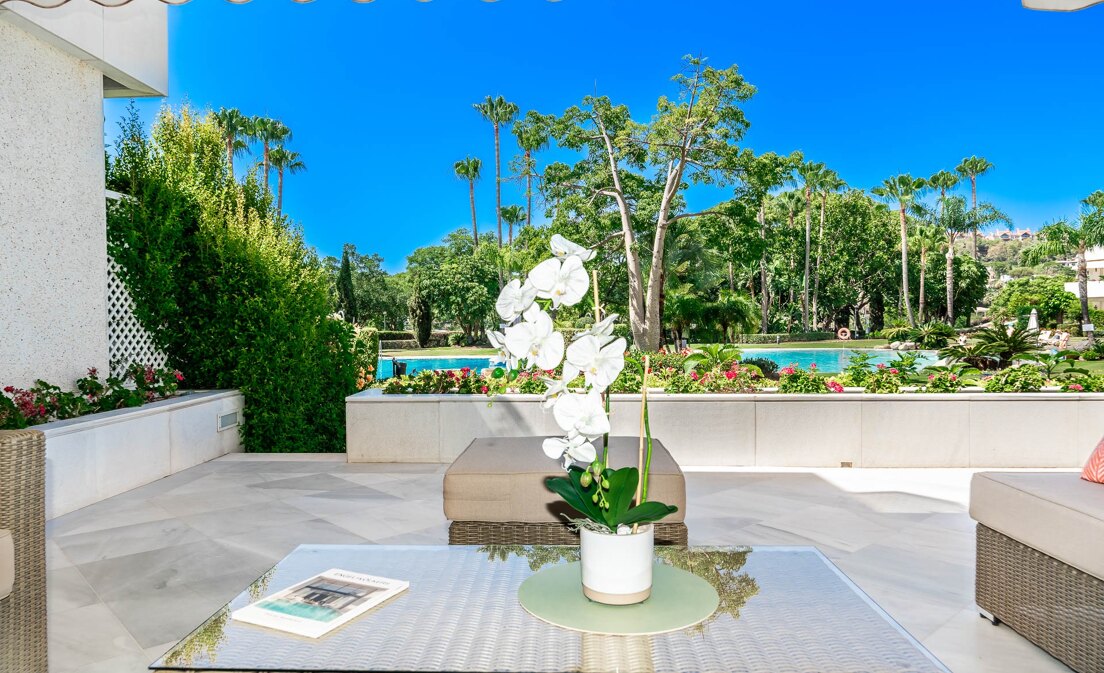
[
  {"x1": 970, "y1": 176, "x2": 979, "y2": 260},
  {"x1": 802, "y1": 187, "x2": 812, "y2": 331},
  {"x1": 494, "y1": 123, "x2": 503, "y2": 248},
  {"x1": 946, "y1": 238, "x2": 955, "y2": 323},
  {"x1": 525, "y1": 149, "x2": 533, "y2": 228},
  {"x1": 468, "y1": 179, "x2": 479, "y2": 249},
  {"x1": 899, "y1": 204, "x2": 916, "y2": 327},
  {"x1": 276, "y1": 168, "x2": 284, "y2": 216},
  {"x1": 263, "y1": 142, "x2": 270, "y2": 196},
  {"x1": 813, "y1": 195, "x2": 826, "y2": 329},
  {"x1": 918, "y1": 248, "x2": 927, "y2": 322},
  {"x1": 759, "y1": 205, "x2": 769, "y2": 334},
  {"x1": 1078, "y1": 248, "x2": 1095, "y2": 347},
  {"x1": 226, "y1": 139, "x2": 235, "y2": 177}
]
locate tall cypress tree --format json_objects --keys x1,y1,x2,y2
[{"x1": 337, "y1": 249, "x2": 358, "y2": 323}]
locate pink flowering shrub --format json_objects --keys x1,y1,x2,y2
[
  {"x1": 864, "y1": 367, "x2": 903, "y2": 394},
  {"x1": 777, "y1": 365, "x2": 828, "y2": 394}
]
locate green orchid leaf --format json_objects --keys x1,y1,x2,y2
[
  {"x1": 603, "y1": 467, "x2": 639, "y2": 525},
  {"x1": 615, "y1": 501, "x2": 679, "y2": 527}
]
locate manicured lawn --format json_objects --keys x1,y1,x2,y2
[
  {"x1": 699, "y1": 339, "x2": 891, "y2": 350},
  {"x1": 381, "y1": 346, "x2": 498, "y2": 357}
]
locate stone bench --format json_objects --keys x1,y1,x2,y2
[{"x1": 444, "y1": 436, "x2": 688, "y2": 545}]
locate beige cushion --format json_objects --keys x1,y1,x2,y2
[
  {"x1": 970, "y1": 472, "x2": 1104, "y2": 579},
  {"x1": 0, "y1": 529, "x2": 12, "y2": 600},
  {"x1": 444, "y1": 436, "x2": 686, "y2": 523}
]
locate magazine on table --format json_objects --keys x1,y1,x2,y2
[{"x1": 231, "y1": 568, "x2": 409, "y2": 638}]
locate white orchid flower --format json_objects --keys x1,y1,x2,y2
[
  {"x1": 541, "y1": 376, "x2": 570, "y2": 410},
  {"x1": 550, "y1": 234, "x2": 596, "y2": 262},
  {"x1": 542, "y1": 435, "x2": 597, "y2": 470},
  {"x1": 503, "y1": 310, "x2": 564, "y2": 371},
  {"x1": 574, "y1": 313, "x2": 620, "y2": 345},
  {"x1": 562, "y1": 336, "x2": 627, "y2": 393},
  {"x1": 553, "y1": 392, "x2": 610, "y2": 440},
  {"x1": 486, "y1": 329, "x2": 517, "y2": 369},
  {"x1": 495, "y1": 279, "x2": 538, "y2": 323},
  {"x1": 528, "y1": 256, "x2": 589, "y2": 308}
]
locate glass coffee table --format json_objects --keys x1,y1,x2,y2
[{"x1": 151, "y1": 545, "x2": 950, "y2": 673}]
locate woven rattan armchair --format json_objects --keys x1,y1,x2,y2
[{"x1": 0, "y1": 429, "x2": 47, "y2": 673}]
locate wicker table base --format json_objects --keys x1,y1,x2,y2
[
  {"x1": 976, "y1": 523, "x2": 1104, "y2": 673},
  {"x1": 449, "y1": 520, "x2": 688, "y2": 546}
]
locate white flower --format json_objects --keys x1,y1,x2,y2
[
  {"x1": 487, "y1": 329, "x2": 517, "y2": 370},
  {"x1": 574, "y1": 313, "x2": 620, "y2": 345},
  {"x1": 562, "y1": 336, "x2": 627, "y2": 393},
  {"x1": 503, "y1": 310, "x2": 564, "y2": 371},
  {"x1": 528, "y1": 256, "x2": 589, "y2": 308},
  {"x1": 541, "y1": 376, "x2": 570, "y2": 410},
  {"x1": 553, "y1": 392, "x2": 610, "y2": 440},
  {"x1": 542, "y1": 435, "x2": 598, "y2": 470},
  {"x1": 550, "y1": 234, "x2": 596, "y2": 262},
  {"x1": 495, "y1": 279, "x2": 538, "y2": 323}
]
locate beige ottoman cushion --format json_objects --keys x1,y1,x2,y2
[
  {"x1": 0, "y1": 529, "x2": 12, "y2": 600},
  {"x1": 970, "y1": 471, "x2": 1104, "y2": 579},
  {"x1": 444, "y1": 436, "x2": 686, "y2": 524}
]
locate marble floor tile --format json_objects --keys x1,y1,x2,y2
[
  {"x1": 54, "y1": 517, "x2": 206, "y2": 565},
  {"x1": 48, "y1": 602, "x2": 144, "y2": 673}
]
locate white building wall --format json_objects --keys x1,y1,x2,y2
[{"x1": 0, "y1": 20, "x2": 110, "y2": 388}]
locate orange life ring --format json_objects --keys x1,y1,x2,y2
[{"x1": 837, "y1": 327, "x2": 852, "y2": 341}]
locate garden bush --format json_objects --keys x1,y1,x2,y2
[
  {"x1": 375, "y1": 330, "x2": 415, "y2": 341},
  {"x1": 353, "y1": 328, "x2": 379, "y2": 389},
  {"x1": 734, "y1": 332, "x2": 835, "y2": 344},
  {"x1": 740, "y1": 357, "x2": 780, "y2": 379},
  {"x1": 983, "y1": 366, "x2": 1045, "y2": 393},
  {"x1": 1061, "y1": 376, "x2": 1104, "y2": 392},
  {"x1": 864, "y1": 367, "x2": 903, "y2": 394},
  {"x1": 106, "y1": 105, "x2": 356, "y2": 452},
  {"x1": 777, "y1": 365, "x2": 833, "y2": 393}
]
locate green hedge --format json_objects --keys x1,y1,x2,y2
[
  {"x1": 733, "y1": 332, "x2": 836, "y2": 344},
  {"x1": 106, "y1": 105, "x2": 356, "y2": 452},
  {"x1": 376, "y1": 330, "x2": 414, "y2": 341},
  {"x1": 354, "y1": 328, "x2": 380, "y2": 384}
]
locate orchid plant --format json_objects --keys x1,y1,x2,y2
[{"x1": 491, "y1": 235, "x2": 677, "y2": 534}]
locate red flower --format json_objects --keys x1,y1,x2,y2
[
  {"x1": 690, "y1": 372, "x2": 699, "y2": 381},
  {"x1": 173, "y1": 371, "x2": 184, "y2": 382},
  {"x1": 889, "y1": 368, "x2": 899, "y2": 375},
  {"x1": 2, "y1": 386, "x2": 12, "y2": 393},
  {"x1": 780, "y1": 366, "x2": 795, "y2": 376},
  {"x1": 480, "y1": 385, "x2": 489, "y2": 394},
  {"x1": 724, "y1": 370, "x2": 737, "y2": 380},
  {"x1": 827, "y1": 381, "x2": 844, "y2": 393},
  {"x1": 950, "y1": 374, "x2": 958, "y2": 381},
  {"x1": 809, "y1": 363, "x2": 817, "y2": 370},
  {"x1": 877, "y1": 363, "x2": 886, "y2": 370}
]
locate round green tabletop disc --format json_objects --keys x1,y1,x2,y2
[{"x1": 518, "y1": 562, "x2": 720, "y2": 636}]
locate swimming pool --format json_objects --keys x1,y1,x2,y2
[
  {"x1": 740, "y1": 348, "x2": 937, "y2": 372},
  {"x1": 377, "y1": 348, "x2": 935, "y2": 379}
]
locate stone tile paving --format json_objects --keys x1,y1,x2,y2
[{"x1": 45, "y1": 455, "x2": 1073, "y2": 673}]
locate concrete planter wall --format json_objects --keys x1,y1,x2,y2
[
  {"x1": 41, "y1": 390, "x2": 243, "y2": 519},
  {"x1": 346, "y1": 390, "x2": 1104, "y2": 469}
]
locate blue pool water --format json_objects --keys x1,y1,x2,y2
[
  {"x1": 377, "y1": 348, "x2": 935, "y2": 379},
  {"x1": 377, "y1": 356, "x2": 495, "y2": 379},
  {"x1": 740, "y1": 348, "x2": 937, "y2": 372}
]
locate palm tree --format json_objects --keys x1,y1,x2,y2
[
  {"x1": 776, "y1": 190, "x2": 805, "y2": 321},
  {"x1": 813, "y1": 169, "x2": 845, "y2": 328},
  {"x1": 929, "y1": 195, "x2": 971, "y2": 323},
  {"x1": 267, "y1": 147, "x2": 305, "y2": 216},
  {"x1": 1024, "y1": 192, "x2": 1104, "y2": 346},
  {"x1": 928, "y1": 170, "x2": 960, "y2": 217},
  {"x1": 872, "y1": 174, "x2": 927, "y2": 327},
  {"x1": 473, "y1": 96, "x2": 519, "y2": 248},
  {"x1": 249, "y1": 117, "x2": 292, "y2": 197},
  {"x1": 707, "y1": 290, "x2": 758, "y2": 342},
  {"x1": 453, "y1": 157, "x2": 482, "y2": 248},
  {"x1": 212, "y1": 107, "x2": 250, "y2": 178},
  {"x1": 908, "y1": 224, "x2": 944, "y2": 322},
  {"x1": 500, "y1": 205, "x2": 526, "y2": 245},
  {"x1": 512, "y1": 111, "x2": 550, "y2": 228},
  {"x1": 796, "y1": 160, "x2": 826, "y2": 331},
  {"x1": 955, "y1": 156, "x2": 994, "y2": 258}
]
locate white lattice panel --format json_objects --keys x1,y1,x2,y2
[{"x1": 107, "y1": 257, "x2": 168, "y2": 377}]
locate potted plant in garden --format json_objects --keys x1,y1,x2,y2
[{"x1": 490, "y1": 234, "x2": 678, "y2": 605}]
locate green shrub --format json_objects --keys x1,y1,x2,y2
[
  {"x1": 920, "y1": 370, "x2": 966, "y2": 393},
  {"x1": 864, "y1": 368, "x2": 902, "y2": 394},
  {"x1": 105, "y1": 105, "x2": 355, "y2": 452},
  {"x1": 353, "y1": 328, "x2": 380, "y2": 389},
  {"x1": 983, "y1": 366, "x2": 1045, "y2": 393},
  {"x1": 740, "y1": 357, "x2": 779, "y2": 379},
  {"x1": 382, "y1": 369, "x2": 484, "y2": 394},
  {"x1": 447, "y1": 332, "x2": 467, "y2": 347},
  {"x1": 777, "y1": 365, "x2": 829, "y2": 393},
  {"x1": 842, "y1": 351, "x2": 876, "y2": 386},
  {"x1": 376, "y1": 330, "x2": 415, "y2": 341},
  {"x1": 1061, "y1": 376, "x2": 1104, "y2": 392}
]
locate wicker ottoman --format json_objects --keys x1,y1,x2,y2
[
  {"x1": 971, "y1": 472, "x2": 1104, "y2": 673},
  {"x1": 444, "y1": 436, "x2": 688, "y2": 545}
]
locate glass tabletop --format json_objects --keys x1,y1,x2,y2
[{"x1": 151, "y1": 545, "x2": 949, "y2": 673}]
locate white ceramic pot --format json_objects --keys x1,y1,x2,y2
[{"x1": 579, "y1": 524, "x2": 654, "y2": 605}]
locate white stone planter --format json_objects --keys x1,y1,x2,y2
[
  {"x1": 41, "y1": 390, "x2": 243, "y2": 518},
  {"x1": 580, "y1": 524, "x2": 654, "y2": 605},
  {"x1": 347, "y1": 389, "x2": 1104, "y2": 468}
]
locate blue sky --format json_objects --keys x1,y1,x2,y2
[{"x1": 105, "y1": 0, "x2": 1104, "y2": 272}]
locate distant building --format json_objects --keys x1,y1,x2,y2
[{"x1": 984, "y1": 228, "x2": 1035, "y2": 242}]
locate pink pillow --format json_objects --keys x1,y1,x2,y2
[{"x1": 1084, "y1": 438, "x2": 1104, "y2": 484}]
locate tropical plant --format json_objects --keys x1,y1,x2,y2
[
  {"x1": 1023, "y1": 196, "x2": 1104, "y2": 346},
  {"x1": 797, "y1": 160, "x2": 826, "y2": 331},
  {"x1": 706, "y1": 290, "x2": 758, "y2": 342},
  {"x1": 212, "y1": 107, "x2": 250, "y2": 177},
  {"x1": 501, "y1": 204, "x2": 526, "y2": 246},
  {"x1": 932, "y1": 195, "x2": 1009, "y2": 321},
  {"x1": 908, "y1": 223, "x2": 944, "y2": 321},
  {"x1": 248, "y1": 116, "x2": 291, "y2": 197},
  {"x1": 955, "y1": 155, "x2": 995, "y2": 258},
  {"x1": 474, "y1": 95, "x2": 520, "y2": 248},
  {"x1": 267, "y1": 147, "x2": 305, "y2": 216},
  {"x1": 920, "y1": 368, "x2": 970, "y2": 393},
  {"x1": 683, "y1": 344, "x2": 742, "y2": 374},
  {"x1": 777, "y1": 365, "x2": 829, "y2": 393},
  {"x1": 872, "y1": 174, "x2": 927, "y2": 327},
  {"x1": 812, "y1": 168, "x2": 846, "y2": 327},
  {"x1": 970, "y1": 325, "x2": 1040, "y2": 368},
  {"x1": 909, "y1": 321, "x2": 957, "y2": 349},
  {"x1": 740, "y1": 357, "x2": 779, "y2": 379},
  {"x1": 864, "y1": 367, "x2": 902, "y2": 394},
  {"x1": 453, "y1": 156, "x2": 483, "y2": 248},
  {"x1": 1025, "y1": 351, "x2": 1088, "y2": 379},
  {"x1": 983, "y1": 365, "x2": 1045, "y2": 393},
  {"x1": 939, "y1": 341, "x2": 1002, "y2": 370},
  {"x1": 512, "y1": 111, "x2": 552, "y2": 228}
]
